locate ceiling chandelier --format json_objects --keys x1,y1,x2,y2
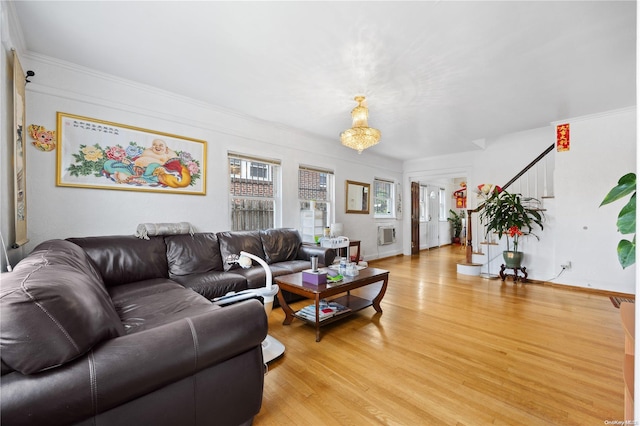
[{"x1": 340, "y1": 96, "x2": 381, "y2": 154}]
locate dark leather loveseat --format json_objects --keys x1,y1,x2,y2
[{"x1": 1, "y1": 228, "x2": 334, "y2": 425}]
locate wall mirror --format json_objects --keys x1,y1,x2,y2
[{"x1": 345, "y1": 180, "x2": 370, "y2": 214}]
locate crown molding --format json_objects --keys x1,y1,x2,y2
[
  {"x1": 22, "y1": 52, "x2": 337, "y2": 141},
  {"x1": 23, "y1": 51, "x2": 250, "y2": 116},
  {"x1": 23, "y1": 52, "x2": 401, "y2": 171},
  {"x1": 3, "y1": 1, "x2": 27, "y2": 53},
  {"x1": 550, "y1": 106, "x2": 636, "y2": 126}
]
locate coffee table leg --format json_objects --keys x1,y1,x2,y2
[
  {"x1": 315, "y1": 294, "x2": 321, "y2": 342},
  {"x1": 372, "y1": 275, "x2": 389, "y2": 313},
  {"x1": 277, "y1": 288, "x2": 295, "y2": 325}
]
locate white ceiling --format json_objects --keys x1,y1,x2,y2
[{"x1": 12, "y1": 1, "x2": 637, "y2": 161}]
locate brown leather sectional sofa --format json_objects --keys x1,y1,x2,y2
[{"x1": 0, "y1": 228, "x2": 335, "y2": 426}]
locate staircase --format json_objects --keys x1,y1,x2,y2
[{"x1": 457, "y1": 144, "x2": 555, "y2": 276}]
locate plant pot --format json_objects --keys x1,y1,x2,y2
[{"x1": 503, "y1": 251, "x2": 523, "y2": 268}]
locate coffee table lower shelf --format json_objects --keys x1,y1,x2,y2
[{"x1": 293, "y1": 294, "x2": 371, "y2": 326}]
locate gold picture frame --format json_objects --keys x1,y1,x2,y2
[
  {"x1": 345, "y1": 180, "x2": 370, "y2": 214},
  {"x1": 56, "y1": 113, "x2": 207, "y2": 195}
]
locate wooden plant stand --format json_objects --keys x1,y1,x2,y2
[{"x1": 499, "y1": 264, "x2": 528, "y2": 282}]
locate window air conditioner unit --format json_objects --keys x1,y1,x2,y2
[{"x1": 378, "y1": 226, "x2": 396, "y2": 246}]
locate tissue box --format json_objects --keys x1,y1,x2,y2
[{"x1": 302, "y1": 269, "x2": 327, "y2": 285}]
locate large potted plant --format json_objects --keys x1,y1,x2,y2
[
  {"x1": 447, "y1": 209, "x2": 463, "y2": 244},
  {"x1": 479, "y1": 189, "x2": 545, "y2": 268},
  {"x1": 600, "y1": 172, "x2": 636, "y2": 269}
]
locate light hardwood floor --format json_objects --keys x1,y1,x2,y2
[{"x1": 254, "y1": 246, "x2": 627, "y2": 425}]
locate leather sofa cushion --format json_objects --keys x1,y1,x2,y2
[
  {"x1": 217, "y1": 231, "x2": 266, "y2": 272},
  {"x1": 165, "y1": 233, "x2": 223, "y2": 276},
  {"x1": 108, "y1": 278, "x2": 216, "y2": 334},
  {"x1": 14, "y1": 239, "x2": 105, "y2": 285},
  {"x1": 68, "y1": 235, "x2": 169, "y2": 287},
  {"x1": 0, "y1": 241, "x2": 124, "y2": 375},
  {"x1": 172, "y1": 271, "x2": 248, "y2": 300},
  {"x1": 270, "y1": 260, "x2": 312, "y2": 274},
  {"x1": 260, "y1": 228, "x2": 301, "y2": 264},
  {"x1": 1, "y1": 299, "x2": 267, "y2": 426}
]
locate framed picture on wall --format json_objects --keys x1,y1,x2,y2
[
  {"x1": 345, "y1": 180, "x2": 370, "y2": 214},
  {"x1": 56, "y1": 113, "x2": 207, "y2": 195}
]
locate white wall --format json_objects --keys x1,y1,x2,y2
[
  {"x1": 553, "y1": 109, "x2": 636, "y2": 292},
  {"x1": 404, "y1": 108, "x2": 636, "y2": 293},
  {"x1": 2, "y1": 2, "x2": 635, "y2": 293},
  {"x1": 0, "y1": 31, "x2": 404, "y2": 268}
]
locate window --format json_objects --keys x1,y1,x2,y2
[
  {"x1": 298, "y1": 166, "x2": 334, "y2": 227},
  {"x1": 250, "y1": 162, "x2": 268, "y2": 179},
  {"x1": 419, "y1": 185, "x2": 446, "y2": 222},
  {"x1": 228, "y1": 153, "x2": 280, "y2": 231},
  {"x1": 439, "y1": 188, "x2": 447, "y2": 221},
  {"x1": 229, "y1": 158, "x2": 241, "y2": 177},
  {"x1": 373, "y1": 178, "x2": 395, "y2": 218},
  {"x1": 419, "y1": 185, "x2": 427, "y2": 222},
  {"x1": 229, "y1": 157, "x2": 272, "y2": 181}
]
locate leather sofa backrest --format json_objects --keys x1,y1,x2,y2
[
  {"x1": 67, "y1": 235, "x2": 169, "y2": 287},
  {"x1": 165, "y1": 233, "x2": 224, "y2": 276},
  {"x1": 217, "y1": 231, "x2": 266, "y2": 271},
  {"x1": 260, "y1": 228, "x2": 302, "y2": 264},
  {"x1": 0, "y1": 240, "x2": 124, "y2": 375}
]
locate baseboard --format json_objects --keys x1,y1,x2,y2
[
  {"x1": 526, "y1": 278, "x2": 635, "y2": 298},
  {"x1": 368, "y1": 253, "x2": 404, "y2": 263},
  {"x1": 367, "y1": 249, "x2": 634, "y2": 299}
]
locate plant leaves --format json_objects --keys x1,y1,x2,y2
[
  {"x1": 478, "y1": 190, "x2": 545, "y2": 240},
  {"x1": 617, "y1": 193, "x2": 636, "y2": 235},
  {"x1": 600, "y1": 173, "x2": 636, "y2": 206},
  {"x1": 618, "y1": 237, "x2": 636, "y2": 269},
  {"x1": 600, "y1": 173, "x2": 636, "y2": 269}
]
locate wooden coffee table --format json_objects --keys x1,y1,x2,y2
[{"x1": 275, "y1": 267, "x2": 389, "y2": 342}]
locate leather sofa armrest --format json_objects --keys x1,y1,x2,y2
[
  {"x1": 298, "y1": 244, "x2": 336, "y2": 266},
  {"x1": 1, "y1": 300, "x2": 268, "y2": 426}
]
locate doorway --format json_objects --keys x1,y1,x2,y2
[
  {"x1": 408, "y1": 176, "x2": 467, "y2": 256},
  {"x1": 410, "y1": 182, "x2": 420, "y2": 254},
  {"x1": 425, "y1": 185, "x2": 441, "y2": 249}
]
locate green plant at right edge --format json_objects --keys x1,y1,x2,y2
[{"x1": 600, "y1": 172, "x2": 636, "y2": 269}]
